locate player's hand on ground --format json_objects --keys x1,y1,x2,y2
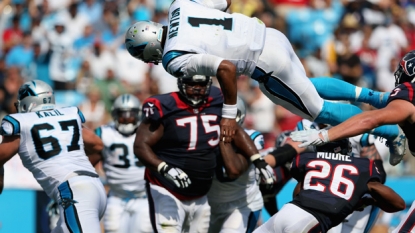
[
  {"x1": 252, "y1": 157, "x2": 276, "y2": 189},
  {"x1": 220, "y1": 118, "x2": 237, "y2": 143},
  {"x1": 290, "y1": 129, "x2": 329, "y2": 148},
  {"x1": 158, "y1": 162, "x2": 191, "y2": 189}
]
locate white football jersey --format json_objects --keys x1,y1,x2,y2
[
  {"x1": 163, "y1": 0, "x2": 266, "y2": 77},
  {"x1": 0, "y1": 107, "x2": 96, "y2": 198},
  {"x1": 96, "y1": 124, "x2": 145, "y2": 197},
  {"x1": 207, "y1": 129, "x2": 263, "y2": 208}
]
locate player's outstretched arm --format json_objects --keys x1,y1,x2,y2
[
  {"x1": 264, "y1": 141, "x2": 305, "y2": 168},
  {"x1": 367, "y1": 181, "x2": 405, "y2": 213},
  {"x1": 82, "y1": 126, "x2": 104, "y2": 156},
  {"x1": 291, "y1": 100, "x2": 414, "y2": 147},
  {"x1": 219, "y1": 141, "x2": 249, "y2": 179}
]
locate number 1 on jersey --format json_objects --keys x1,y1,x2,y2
[{"x1": 188, "y1": 17, "x2": 233, "y2": 30}]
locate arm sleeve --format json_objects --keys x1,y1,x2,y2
[
  {"x1": 191, "y1": 0, "x2": 228, "y2": 11},
  {"x1": 165, "y1": 53, "x2": 224, "y2": 78},
  {"x1": 77, "y1": 107, "x2": 86, "y2": 123}
]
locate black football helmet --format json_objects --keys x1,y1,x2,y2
[
  {"x1": 394, "y1": 50, "x2": 415, "y2": 86},
  {"x1": 316, "y1": 138, "x2": 352, "y2": 155},
  {"x1": 178, "y1": 75, "x2": 212, "y2": 107}
]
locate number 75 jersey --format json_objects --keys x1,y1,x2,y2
[{"x1": 0, "y1": 106, "x2": 96, "y2": 198}]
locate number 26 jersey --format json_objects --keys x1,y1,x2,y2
[
  {"x1": 0, "y1": 107, "x2": 96, "y2": 199},
  {"x1": 290, "y1": 152, "x2": 384, "y2": 231}
]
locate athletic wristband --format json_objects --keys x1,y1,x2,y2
[
  {"x1": 222, "y1": 104, "x2": 238, "y2": 119},
  {"x1": 250, "y1": 153, "x2": 262, "y2": 162},
  {"x1": 320, "y1": 129, "x2": 330, "y2": 143},
  {"x1": 157, "y1": 161, "x2": 167, "y2": 173},
  {"x1": 269, "y1": 144, "x2": 297, "y2": 167}
]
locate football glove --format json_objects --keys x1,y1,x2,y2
[
  {"x1": 158, "y1": 162, "x2": 191, "y2": 189},
  {"x1": 290, "y1": 129, "x2": 330, "y2": 147},
  {"x1": 251, "y1": 154, "x2": 276, "y2": 190}
]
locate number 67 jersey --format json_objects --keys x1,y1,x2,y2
[
  {"x1": 0, "y1": 106, "x2": 96, "y2": 199},
  {"x1": 290, "y1": 152, "x2": 385, "y2": 231}
]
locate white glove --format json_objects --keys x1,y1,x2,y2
[
  {"x1": 290, "y1": 129, "x2": 330, "y2": 147},
  {"x1": 158, "y1": 162, "x2": 191, "y2": 189},
  {"x1": 251, "y1": 155, "x2": 276, "y2": 189}
]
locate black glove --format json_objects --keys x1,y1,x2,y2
[
  {"x1": 251, "y1": 154, "x2": 276, "y2": 190},
  {"x1": 158, "y1": 162, "x2": 191, "y2": 189}
]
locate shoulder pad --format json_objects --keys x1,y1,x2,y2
[
  {"x1": 76, "y1": 107, "x2": 86, "y2": 123},
  {"x1": 246, "y1": 130, "x2": 265, "y2": 150},
  {"x1": 1, "y1": 115, "x2": 20, "y2": 136},
  {"x1": 142, "y1": 96, "x2": 165, "y2": 122},
  {"x1": 94, "y1": 126, "x2": 102, "y2": 138},
  {"x1": 387, "y1": 83, "x2": 415, "y2": 104}
]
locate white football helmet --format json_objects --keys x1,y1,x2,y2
[
  {"x1": 15, "y1": 80, "x2": 55, "y2": 113},
  {"x1": 125, "y1": 21, "x2": 165, "y2": 64},
  {"x1": 236, "y1": 96, "x2": 246, "y2": 125},
  {"x1": 111, "y1": 94, "x2": 141, "y2": 135}
]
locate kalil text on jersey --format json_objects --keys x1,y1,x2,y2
[
  {"x1": 36, "y1": 109, "x2": 64, "y2": 118},
  {"x1": 169, "y1": 8, "x2": 180, "y2": 39},
  {"x1": 316, "y1": 152, "x2": 352, "y2": 162}
]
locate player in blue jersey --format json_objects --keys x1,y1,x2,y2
[
  {"x1": 254, "y1": 139, "x2": 405, "y2": 233},
  {"x1": 134, "y1": 75, "x2": 274, "y2": 233},
  {"x1": 89, "y1": 94, "x2": 153, "y2": 233},
  {"x1": 124, "y1": 0, "x2": 405, "y2": 163},
  {"x1": 292, "y1": 49, "x2": 415, "y2": 233}
]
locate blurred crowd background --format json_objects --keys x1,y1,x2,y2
[{"x1": 0, "y1": 0, "x2": 415, "y2": 231}]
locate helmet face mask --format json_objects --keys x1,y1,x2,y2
[
  {"x1": 111, "y1": 94, "x2": 141, "y2": 135},
  {"x1": 395, "y1": 50, "x2": 415, "y2": 86},
  {"x1": 178, "y1": 76, "x2": 212, "y2": 107},
  {"x1": 125, "y1": 21, "x2": 164, "y2": 64},
  {"x1": 15, "y1": 80, "x2": 55, "y2": 113}
]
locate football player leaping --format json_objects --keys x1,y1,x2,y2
[
  {"x1": 0, "y1": 80, "x2": 106, "y2": 233},
  {"x1": 88, "y1": 94, "x2": 153, "y2": 233},
  {"x1": 124, "y1": 0, "x2": 405, "y2": 165}
]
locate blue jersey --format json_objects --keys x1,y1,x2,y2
[
  {"x1": 290, "y1": 152, "x2": 384, "y2": 232},
  {"x1": 143, "y1": 86, "x2": 223, "y2": 199},
  {"x1": 388, "y1": 83, "x2": 415, "y2": 154}
]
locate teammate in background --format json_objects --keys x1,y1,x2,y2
[
  {"x1": 0, "y1": 80, "x2": 107, "y2": 233},
  {"x1": 134, "y1": 76, "x2": 274, "y2": 233},
  {"x1": 207, "y1": 96, "x2": 264, "y2": 233},
  {"x1": 124, "y1": 0, "x2": 405, "y2": 163},
  {"x1": 254, "y1": 139, "x2": 405, "y2": 233},
  {"x1": 88, "y1": 94, "x2": 153, "y2": 233}
]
